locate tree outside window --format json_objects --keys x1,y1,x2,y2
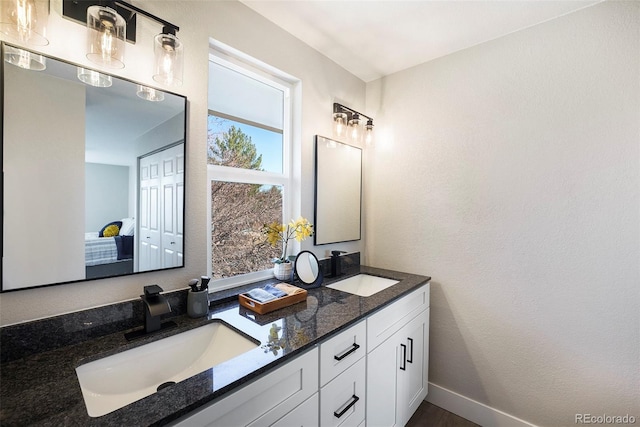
[{"x1": 208, "y1": 117, "x2": 284, "y2": 279}]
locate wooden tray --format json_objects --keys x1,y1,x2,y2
[{"x1": 239, "y1": 286, "x2": 308, "y2": 315}]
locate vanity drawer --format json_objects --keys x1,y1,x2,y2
[
  {"x1": 320, "y1": 320, "x2": 366, "y2": 386},
  {"x1": 320, "y1": 357, "x2": 366, "y2": 427},
  {"x1": 367, "y1": 283, "x2": 430, "y2": 352}
]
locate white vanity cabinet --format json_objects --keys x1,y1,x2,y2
[
  {"x1": 319, "y1": 320, "x2": 367, "y2": 427},
  {"x1": 171, "y1": 348, "x2": 319, "y2": 427},
  {"x1": 170, "y1": 282, "x2": 430, "y2": 427},
  {"x1": 366, "y1": 284, "x2": 430, "y2": 427}
]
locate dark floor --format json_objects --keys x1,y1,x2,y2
[{"x1": 406, "y1": 401, "x2": 481, "y2": 427}]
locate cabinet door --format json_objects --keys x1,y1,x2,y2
[
  {"x1": 366, "y1": 334, "x2": 402, "y2": 427},
  {"x1": 367, "y1": 307, "x2": 430, "y2": 427},
  {"x1": 398, "y1": 308, "x2": 429, "y2": 424}
]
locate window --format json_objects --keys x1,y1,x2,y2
[{"x1": 207, "y1": 46, "x2": 296, "y2": 288}]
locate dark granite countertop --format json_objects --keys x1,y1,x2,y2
[{"x1": 0, "y1": 266, "x2": 430, "y2": 426}]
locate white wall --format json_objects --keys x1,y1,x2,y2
[
  {"x1": 85, "y1": 163, "x2": 130, "y2": 232},
  {"x1": 365, "y1": 1, "x2": 639, "y2": 425},
  {"x1": 3, "y1": 65, "x2": 86, "y2": 289},
  {"x1": 0, "y1": 0, "x2": 365, "y2": 324},
  {"x1": 134, "y1": 112, "x2": 186, "y2": 158}
]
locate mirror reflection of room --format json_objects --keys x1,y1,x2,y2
[
  {"x1": 314, "y1": 135, "x2": 362, "y2": 245},
  {"x1": 2, "y1": 45, "x2": 187, "y2": 291}
]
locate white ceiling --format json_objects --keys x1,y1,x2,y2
[{"x1": 241, "y1": 0, "x2": 602, "y2": 82}]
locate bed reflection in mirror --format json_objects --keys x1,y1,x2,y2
[{"x1": 1, "y1": 43, "x2": 187, "y2": 291}]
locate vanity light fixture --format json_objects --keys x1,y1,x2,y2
[
  {"x1": 85, "y1": 5, "x2": 126, "y2": 69},
  {"x1": 153, "y1": 27, "x2": 183, "y2": 86},
  {"x1": 77, "y1": 67, "x2": 112, "y2": 87},
  {"x1": 332, "y1": 103, "x2": 374, "y2": 146},
  {"x1": 364, "y1": 119, "x2": 374, "y2": 146},
  {"x1": 3, "y1": 44, "x2": 46, "y2": 70},
  {"x1": 0, "y1": 0, "x2": 50, "y2": 47},
  {"x1": 136, "y1": 84, "x2": 165, "y2": 102},
  {"x1": 62, "y1": 0, "x2": 183, "y2": 86}
]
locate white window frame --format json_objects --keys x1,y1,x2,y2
[{"x1": 207, "y1": 41, "x2": 298, "y2": 290}]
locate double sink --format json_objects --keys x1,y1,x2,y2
[{"x1": 75, "y1": 274, "x2": 399, "y2": 417}]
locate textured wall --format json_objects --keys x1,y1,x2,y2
[
  {"x1": 365, "y1": 2, "x2": 639, "y2": 425},
  {"x1": 0, "y1": 0, "x2": 365, "y2": 325}
]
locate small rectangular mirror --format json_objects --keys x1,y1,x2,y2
[{"x1": 314, "y1": 135, "x2": 362, "y2": 245}]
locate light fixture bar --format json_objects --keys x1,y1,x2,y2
[
  {"x1": 62, "y1": 0, "x2": 179, "y2": 43},
  {"x1": 112, "y1": 0, "x2": 179, "y2": 34},
  {"x1": 333, "y1": 103, "x2": 373, "y2": 123}
]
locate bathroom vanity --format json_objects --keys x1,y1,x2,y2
[{"x1": 0, "y1": 266, "x2": 430, "y2": 426}]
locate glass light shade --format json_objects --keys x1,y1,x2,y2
[
  {"x1": 86, "y1": 6, "x2": 125, "y2": 69},
  {"x1": 0, "y1": 0, "x2": 49, "y2": 46},
  {"x1": 136, "y1": 84, "x2": 165, "y2": 102},
  {"x1": 3, "y1": 44, "x2": 45, "y2": 70},
  {"x1": 77, "y1": 67, "x2": 112, "y2": 87},
  {"x1": 348, "y1": 114, "x2": 362, "y2": 144},
  {"x1": 153, "y1": 33, "x2": 183, "y2": 86},
  {"x1": 364, "y1": 120, "x2": 374, "y2": 147},
  {"x1": 333, "y1": 112, "x2": 347, "y2": 139}
]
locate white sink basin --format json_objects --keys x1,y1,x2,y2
[
  {"x1": 326, "y1": 274, "x2": 399, "y2": 297},
  {"x1": 76, "y1": 320, "x2": 258, "y2": 417}
]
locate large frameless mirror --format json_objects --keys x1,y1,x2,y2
[
  {"x1": 314, "y1": 135, "x2": 362, "y2": 245},
  {"x1": 2, "y1": 43, "x2": 187, "y2": 291}
]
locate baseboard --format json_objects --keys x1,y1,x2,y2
[{"x1": 426, "y1": 382, "x2": 538, "y2": 427}]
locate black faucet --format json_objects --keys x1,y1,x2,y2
[
  {"x1": 141, "y1": 285, "x2": 172, "y2": 334},
  {"x1": 330, "y1": 251, "x2": 347, "y2": 277}
]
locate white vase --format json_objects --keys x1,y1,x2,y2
[{"x1": 273, "y1": 262, "x2": 293, "y2": 281}]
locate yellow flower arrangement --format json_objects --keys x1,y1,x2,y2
[{"x1": 262, "y1": 217, "x2": 314, "y2": 263}]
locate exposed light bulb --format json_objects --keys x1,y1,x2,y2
[
  {"x1": 0, "y1": 0, "x2": 49, "y2": 45},
  {"x1": 153, "y1": 31, "x2": 183, "y2": 86},
  {"x1": 16, "y1": 0, "x2": 32, "y2": 38},
  {"x1": 333, "y1": 112, "x2": 347, "y2": 138},
  {"x1": 364, "y1": 119, "x2": 374, "y2": 146},
  {"x1": 86, "y1": 6, "x2": 125, "y2": 69},
  {"x1": 348, "y1": 113, "x2": 361, "y2": 144}
]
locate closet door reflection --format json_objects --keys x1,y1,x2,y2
[{"x1": 138, "y1": 143, "x2": 184, "y2": 272}]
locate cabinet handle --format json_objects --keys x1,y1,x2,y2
[
  {"x1": 333, "y1": 394, "x2": 360, "y2": 419},
  {"x1": 334, "y1": 343, "x2": 360, "y2": 361},
  {"x1": 407, "y1": 337, "x2": 414, "y2": 364},
  {"x1": 400, "y1": 344, "x2": 407, "y2": 371}
]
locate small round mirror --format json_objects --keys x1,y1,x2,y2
[{"x1": 294, "y1": 251, "x2": 322, "y2": 286}]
